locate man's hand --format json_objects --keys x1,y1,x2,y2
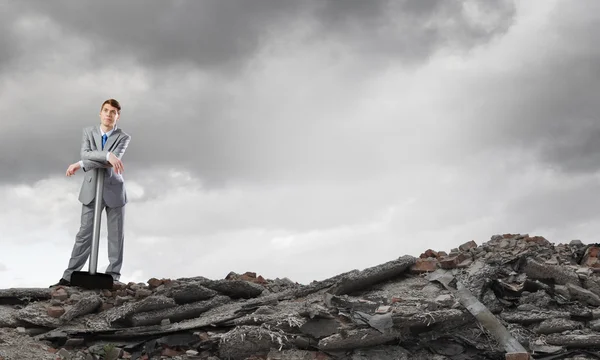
[
  {"x1": 108, "y1": 152, "x2": 124, "y2": 174},
  {"x1": 66, "y1": 162, "x2": 81, "y2": 177}
]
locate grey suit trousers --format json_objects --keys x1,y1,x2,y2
[{"x1": 62, "y1": 198, "x2": 125, "y2": 281}]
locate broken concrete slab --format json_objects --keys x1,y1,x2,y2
[
  {"x1": 129, "y1": 295, "x2": 230, "y2": 327},
  {"x1": 167, "y1": 282, "x2": 218, "y2": 304},
  {"x1": 299, "y1": 318, "x2": 339, "y2": 339},
  {"x1": 15, "y1": 303, "x2": 62, "y2": 328},
  {"x1": 545, "y1": 334, "x2": 600, "y2": 347},
  {"x1": 567, "y1": 283, "x2": 600, "y2": 306},
  {"x1": 101, "y1": 294, "x2": 177, "y2": 326},
  {"x1": 218, "y1": 325, "x2": 292, "y2": 360},
  {"x1": 198, "y1": 279, "x2": 264, "y2": 299},
  {"x1": 500, "y1": 311, "x2": 571, "y2": 325},
  {"x1": 60, "y1": 294, "x2": 102, "y2": 322},
  {"x1": 327, "y1": 255, "x2": 416, "y2": 295},
  {"x1": 533, "y1": 318, "x2": 583, "y2": 334},
  {"x1": 0, "y1": 288, "x2": 52, "y2": 305},
  {"x1": 0, "y1": 305, "x2": 21, "y2": 328},
  {"x1": 318, "y1": 328, "x2": 404, "y2": 351},
  {"x1": 524, "y1": 259, "x2": 580, "y2": 286}
]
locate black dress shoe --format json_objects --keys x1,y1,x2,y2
[{"x1": 50, "y1": 278, "x2": 70, "y2": 287}]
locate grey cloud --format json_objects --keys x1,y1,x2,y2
[
  {"x1": 444, "y1": 2, "x2": 600, "y2": 174},
  {"x1": 12, "y1": 0, "x2": 515, "y2": 73},
  {"x1": 0, "y1": 263, "x2": 6, "y2": 272},
  {"x1": 0, "y1": 0, "x2": 518, "y2": 186}
]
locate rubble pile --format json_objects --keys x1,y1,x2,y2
[{"x1": 4, "y1": 234, "x2": 600, "y2": 359}]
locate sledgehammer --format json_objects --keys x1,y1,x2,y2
[{"x1": 70, "y1": 168, "x2": 114, "y2": 290}]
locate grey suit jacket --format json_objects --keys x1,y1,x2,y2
[{"x1": 78, "y1": 126, "x2": 132, "y2": 208}]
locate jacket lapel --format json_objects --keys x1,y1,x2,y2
[
  {"x1": 103, "y1": 128, "x2": 121, "y2": 151},
  {"x1": 93, "y1": 127, "x2": 103, "y2": 150}
]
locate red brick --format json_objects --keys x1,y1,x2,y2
[
  {"x1": 315, "y1": 352, "x2": 331, "y2": 360},
  {"x1": 525, "y1": 236, "x2": 550, "y2": 246},
  {"x1": 439, "y1": 253, "x2": 469, "y2": 269},
  {"x1": 410, "y1": 258, "x2": 438, "y2": 273},
  {"x1": 161, "y1": 347, "x2": 182, "y2": 357},
  {"x1": 243, "y1": 271, "x2": 257, "y2": 278},
  {"x1": 582, "y1": 246, "x2": 600, "y2": 268},
  {"x1": 51, "y1": 288, "x2": 68, "y2": 301},
  {"x1": 459, "y1": 240, "x2": 477, "y2": 252},
  {"x1": 147, "y1": 278, "x2": 164, "y2": 288},
  {"x1": 419, "y1": 249, "x2": 438, "y2": 259},
  {"x1": 47, "y1": 306, "x2": 65, "y2": 318}
]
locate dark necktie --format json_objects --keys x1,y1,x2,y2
[{"x1": 102, "y1": 134, "x2": 108, "y2": 150}]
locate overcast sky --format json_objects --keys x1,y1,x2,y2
[{"x1": 2, "y1": 0, "x2": 600, "y2": 288}]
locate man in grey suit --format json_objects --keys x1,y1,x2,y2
[{"x1": 52, "y1": 99, "x2": 131, "y2": 287}]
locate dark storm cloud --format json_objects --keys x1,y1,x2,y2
[
  {"x1": 12, "y1": 0, "x2": 516, "y2": 72},
  {"x1": 0, "y1": 0, "x2": 518, "y2": 186},
  {"x1": 446, "y1": 2, "x2": 600, "y2": 174}
]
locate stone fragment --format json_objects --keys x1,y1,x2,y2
[
  {"x1": 505, "y1": 353, "x2": 531, "y2": 360},
  {"x1": 47, "y1": 306, "x2": 65, "y2": 318},
  {"x1": 52, "y1": 288, "x2": 69, "y2": 302},
  {"x1": 459, "y1": 240, "x2": 477, "y2": 252},
  {"x1": 57, "y1": 348, "x2": 72, "y2": 360},
  {"x1": 554, "y1": 285, "x2": 571, "y2": 300},
  {"x1": 589, "y1": 319, "x2": 600, "y2": 331},
  {"x1": 584, "y1": 275, "x2": 600, "y2": 297},
  {"x1": 327, "y1": 255, "x2": 416, "y2": 295},
  {"x1": 566, "y1": 283, "x2": 600, "y2": 306},
  {"x1": 457, "y1": 259, "x2": 473, "y2": 268},
  {"x1": 582, "y1": 246, "x2": 600, "y2": 268},
  {"x1": 533, "y1": 318, "x2": 582, "y2": 334},
  {"x1": 135, "y1": 289, "x2": 152, "y2": 298},
  {"x1": 434, "y1": 294, "x2": 454, "y2": 307},
  {"x1": 570, "y1": 239, "x2": 584, "y2": 246}
]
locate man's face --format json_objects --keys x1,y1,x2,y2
[{"x1": 100, "y1": 103, "x2": 120, "y2": 128}]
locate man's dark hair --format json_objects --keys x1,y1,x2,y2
[{"x1": 101, "y1": 98, "x2": 121, "y2": 112}]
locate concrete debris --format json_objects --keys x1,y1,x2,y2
[{"x1": 7, "y1": 233, "x2": 600, "y2": 358}]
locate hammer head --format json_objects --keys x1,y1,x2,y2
[{"x1": 70, "y1": 271, "x2": 114, "y2": 290}]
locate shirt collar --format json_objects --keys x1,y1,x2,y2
[{"x1": 100, "y1": 125, "x2": 117, "y2": 137}]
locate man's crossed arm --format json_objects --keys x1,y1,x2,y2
[{"x1": 66, "y1": 129, "x2": 131, "y2": 177}]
